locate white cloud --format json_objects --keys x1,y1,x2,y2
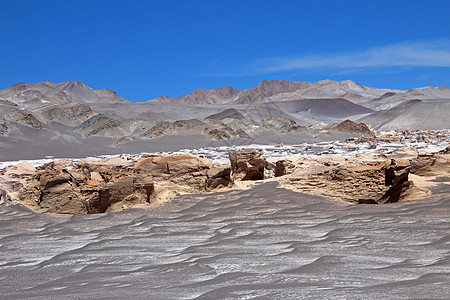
[{"x1": 253, "y1": 40, "x2": 450, "y2": 74}]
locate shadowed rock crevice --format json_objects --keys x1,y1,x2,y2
[{"x1": 379, "y1": 160, "x2": 412, "y2": 204}]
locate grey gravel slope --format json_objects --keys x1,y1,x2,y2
[{"x1": 359, "y1": 99, "x2": 450, "y2": 130}]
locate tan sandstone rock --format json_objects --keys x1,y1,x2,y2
[
  {"x1": 229, "y1": 152, "x2": 265, "y2": 181},
  {"x1": 0, "y1": 153, "x2": 218, "y2": 214},
  {"x1": 206, "y1": 166, "x2": 232, "y2": 190}
]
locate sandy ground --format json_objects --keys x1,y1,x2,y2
[
  {"x1": 0, "y1": 122, "x2": 322, "y2": 162},
  {"x1": 0, "y1": 178, "x2": 449, "y2": 299}
]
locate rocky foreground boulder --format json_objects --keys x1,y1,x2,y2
[
  {"x1": 0, "y1": 154, "x2": 233, "y2": 214},
  {"x1": 280, "y1": 145, "x2": 450, "y2": 204},
  {"x1": 283, "y1": 159, "x2": 423, "y2": 204},
  {"x1": 229, "y1": 152, "x2": 265, "y2": 180},
  {"x1": 1, "y1": 147, "x2": 448, "y2": 214},
  {"x1": 1, "y1": 159, "x2": 155, "y2": 214},
  {"x1": 378, "y1": 160, "x2": 412, "y2": 204},
  {"x1": 409, "y1": 145, "x2": 450, "y2": 177}
]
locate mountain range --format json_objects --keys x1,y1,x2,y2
[
  {"x1": 0, "y1": 79, "x2": 449, "y2": 160},
  {"x1": 0, "y1": 80, "x2": 129, "y2": 109},
  {"x1": 149, "y1": 79, "x2": 450, "y2": 109}
]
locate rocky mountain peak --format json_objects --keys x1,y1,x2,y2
[
  {"x1": 0, "y1": 80, "x2": 129, "y2": 108},
  {"x1": 150, "y1": 95, "x2": 175, "y2": 102},
  {"x1": 254, "y1": 79, "x2": 305, "y2": 89},
  {"x1": 232, "y1": 79, "x2": 310, "y2": 104},
  {"x1": 39, "y1": 80, "x2": 57, "y2": 87},
  {"x1": 5, "y1": 82, "x2": 31, "y2": 91},
  {"x1": 172, "y1": 86, "x2": 239, "y2": 105},
  {"x1": 61, "y1": 80, "x2": 90, "y2": 88}
]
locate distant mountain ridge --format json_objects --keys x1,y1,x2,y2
[
  {"x1": 150, "y1": 79, "x2": 391, "y2": 105},
  {"x1": 368, "y1": 85, "x2": 450, "y2": 110},
  {"x1": 0, "y1": 80, "x2": 129, "y2": 108},
  {"x1": 146, "y1": 79, "x2": 450, "y2": 109},
  {"x1": 2, "y1": 79, "x2": 450, "y2": 110}
]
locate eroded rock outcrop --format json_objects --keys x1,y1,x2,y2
[
  {"x1": 0, "y1": 154, "x2": 231, "y2": 214},
  {"x1": 330, "y1": 119, "x2": 373, "y2": 135},
  {"x1": 229, "y1": 152, "x2": 265, "y2": 181},
  {"x1": 206, "y1": 166, "x2": 232, "y2": 190},
  {"x1": 409, "y1": 146, "x2": 450, "y2": 177},
  {"x1": 274, "y1": 160, "x2": 295, "y2": 177},
  {"x1": 98, "y1": 176, "x2": 154, "y2": 213},
  {"x1": 286, "y1": 163, "x2": 385, "y2": 204},
  {"x1": 0, "y1": 100, "x2": 43, "y2": 132},
  {"x1": 379, "y1": 162, "x2": 411, "y2": 204},
  {"x1": 135, "y1": 154, "x2": 212, "y2": 191},
  {"x1": 37, "y1": 165, "x2": 90, "y2": 214},
  {"x1": 2, "y1": 160, "x2": 154, "y2": 214},
  {"x1": 0, "y1": 117, "x2": 7, "y2": 135},
  {"x1": 284, "y1": 158, "x2": 420, "y2": 205},
  {"x1": 2, "y1": 146, "x2": 446, "y2": 214},
  {"x1": 38, "y1": 103, "x2": 96, "y2": 127},
  {"x1": 258, "y1": 117, "x2": 309, "y2": 134}
]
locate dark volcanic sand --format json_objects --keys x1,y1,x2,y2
[
  {"x1": 0, "y1": 180, "x2": 449, "y2": 299},
  {"x1": 0, "y1": 126, "x2": 317, "y2": 162}
]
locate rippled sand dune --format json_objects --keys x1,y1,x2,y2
[{"x1": 1, "y1": 179, "x2": 449, "y2": 299}]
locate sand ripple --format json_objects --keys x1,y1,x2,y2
[{"x1": 0, "y1": 180, "x2": 449, "y2": 299}]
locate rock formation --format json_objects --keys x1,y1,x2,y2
[
  {"x1": 410, "y1": 147, "x2": 450, "y2": 177},
  {"x1": 330, "y1": 119, "x2": 373, "y2": 135},
  {"x1": 37, "y1": 103, "x2": 96, "y2": 127},
  {"x1": 0, "y1": 100, "x2": 43, "y2": 132},
  {"x1": 379, "y1": 161, "x2": 411, "y2": 204},
  {"x1": 206, "y1": 166, "x2": 232, "y2": 190},
  {"x1": 280, "y1": 151, "x2": 442, "y2": 205},
  {"x1": 229, "y1": 152, "x2": 266, "y2": 181},
  {"x1": 285, "y1": 162, "x2": 388, "y2": 204},
  {"x1": 141, "y1": 118, "x2": 254, "y2": 141},
  {"x1": 0, "y1": 154, "x2": 233, "y2": 214},
  {"x1": 258, "y1": 117, "x2": 309, "y2": 134},
  {"x1": 0, "y1": 117, "x2": 7, "y2": 135},
  {"x1": 275, "y1": 160, "x2": 294, "y2": 177},
  {"x1": 1, "y1": 145, "x2": 448, "y2": 214}
]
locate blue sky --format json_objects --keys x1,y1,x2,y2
[{"x1": 1, "y1": 0, "x2": 450, "y2": 101}]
